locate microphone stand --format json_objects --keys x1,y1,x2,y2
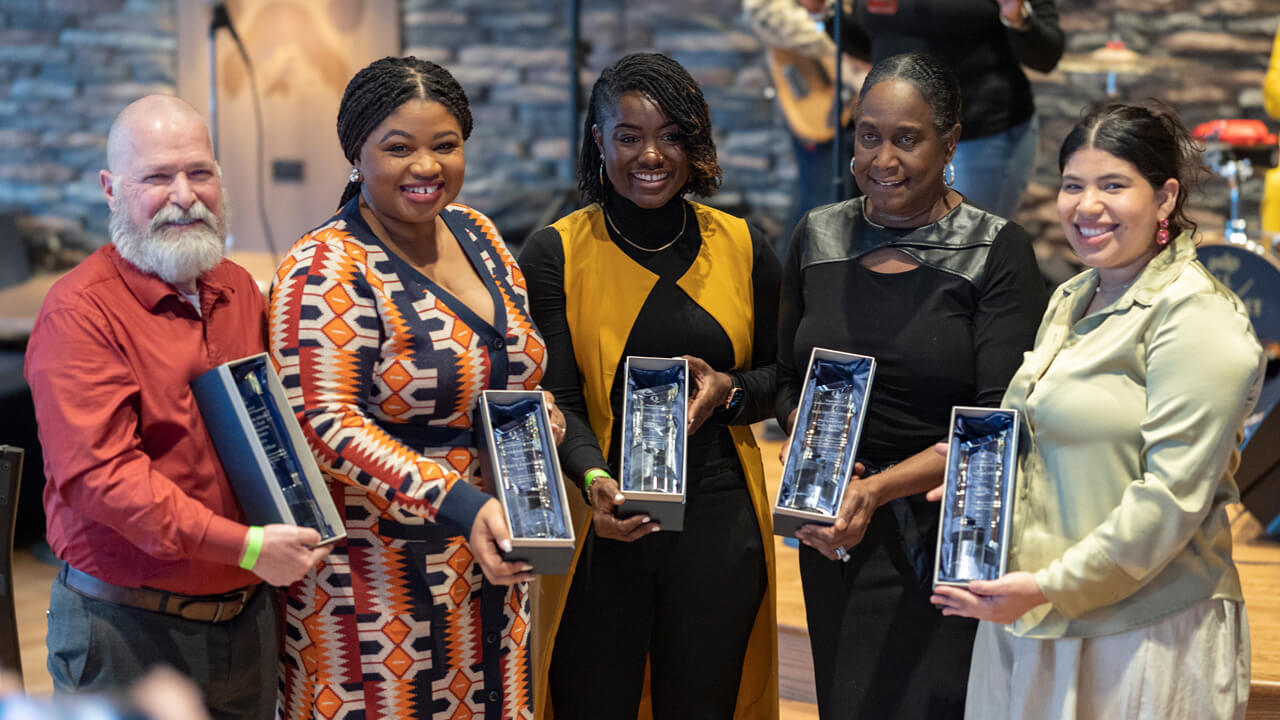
[{"x1": 205, "y1": 2, "x2": 275, "y2": 258}]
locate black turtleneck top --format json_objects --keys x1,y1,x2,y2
[{"x1": 518, "y1": 193, "x2": 781, "y2": 492}]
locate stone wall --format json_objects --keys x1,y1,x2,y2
[
  {"x1": 402, "y1": 0, "x2": 794, "y2": 239},
  {"x1": 1023, "y1": 0, "x2": 1280, "y2": 277},
  {"x1": 0, "y1": 0, "x2": 175, "y2": 267},
  {"x1": 2, "y1": 0, "x2": 1278, "y2": 273}
]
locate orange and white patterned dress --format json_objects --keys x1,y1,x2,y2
[{"x1": 269, "y1": 199, "x2": 543, "y2": 720}]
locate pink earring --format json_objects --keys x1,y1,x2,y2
[{"x1": 1156, "y1": 217, "x2": 1170, "y2": 245}]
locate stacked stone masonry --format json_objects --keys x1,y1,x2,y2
[{"x1": 1, "y1": 0, "x2": 1276, "y2": 273}]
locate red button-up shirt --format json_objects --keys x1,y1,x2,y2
[{"x1": 26, "y1": 245, "x2": 265, "y2": 594}]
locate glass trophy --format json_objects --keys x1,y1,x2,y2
[
  {"x1": 934, "y1": 407, "x2": 1019, "y2": 587},
  {"x1": 191, "y1": 353, "x2": 346, "y2": 545},
  {"x1": 478, "y1": 390, "x2": 575, "y2": 573},
  {"x1": 626, "y1": 383, "x2": 681, "y2": 493},
  {"x1": 773, "y1": 349, "x2": 876, "y2": 537},
  {"x1": 490, "y1": 400, "x2": 569, "y2": 540},
  {"x1": 619, "y1": 357, "x2": 688, "y2": 531},
  {"x1": 231, "y1": 362, "x2": 336, "y2": 541}
]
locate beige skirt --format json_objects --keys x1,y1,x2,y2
[{"x1": 965, "y1": 598, "x2": 1249, "y2": 720}]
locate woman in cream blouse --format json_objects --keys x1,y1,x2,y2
[{"x1": 932, "y1": 101, "x2": 1266, "y2": 719}]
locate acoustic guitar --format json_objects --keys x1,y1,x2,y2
[{"x1": 766, "y1": 46, "x2": 857, "y2": 145}]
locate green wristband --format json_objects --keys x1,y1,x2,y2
[
  {"x1": 239, "y1": 526, "x2": 264, "y2": 571},
  {"x1": 583, "y1": 468, "x2": 611, "y2": 499}
]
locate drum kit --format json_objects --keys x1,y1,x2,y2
[{"x1": 1061, "y1": 40, "x2": 1280, "y2": 447}]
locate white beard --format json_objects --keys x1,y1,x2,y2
[{"x1": 111, "y1": 192, "x2": 230, "y2": 287}]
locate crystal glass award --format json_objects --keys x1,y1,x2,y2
[
  {"x1": 934, "y1": 408, "x2": 1019, "y2": 587},
  {"x1": 619, "y1": 357, "x2": 689, "y2": 531},
  {"x1": 477, "y1": 390, "x2": 575, "y2": 573},
  {"x1": 191, "y1": 353, "x2": 346, "y2": 544},
  {"x1": 232, "y1": 362, "x2": 336, "y2": 540},
  {"x1": 780, "y1": 381, "x2": 857, "y2": 516},
  {"x1": 626, "y1": 383, "x2": 681, "y2": 494},
  {"x1": 491, "y1": 403, "x2": 568, "y2": 540},
  {"x1": 773, "y1": 349, "x2": 876, "y2": 537}
]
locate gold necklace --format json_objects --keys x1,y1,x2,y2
[{"x1": 603, "y1": 203, "x2": 687, "y2": 253}]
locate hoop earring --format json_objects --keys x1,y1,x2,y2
[
  {"x1": 943, "y1": 162, "x2": 956, "y2": 187},
  {"x1": 599, "y1": 161, "x2": 607, "y2": 188},
  {"x1": 849, "y1": 155, "x2": 856, "y2": 175},
  {"x1": 1156, "y1": 217, "x2": 1170, "y2": 245},
  {"x1": 348, "y1": 167, "x2": 362, "y2": 183}
]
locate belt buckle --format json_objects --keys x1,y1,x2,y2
[
  {"x1": 217, "y1": 585, "x2": 253, "y2": 622},
  {"x1": 185, "y1": 586, "x2": 250, "y2": 623},
  {"x1": 211, "y1": 598, "x2": 228, "y2": 623}
]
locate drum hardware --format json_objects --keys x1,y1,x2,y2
[
  {"x1": 1194, "y1": 120, "x2": 1278, "y2": 246},
  {"x1": 1058, "y1": 39, "x2": 1188, "y2": 98}
]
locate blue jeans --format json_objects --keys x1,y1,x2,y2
[
  {"x1": 784, "y1": 132, "x2": 858, "y2": 259},
  {"x1": 951, "y1": 116, "x2": 1039, "y2": 219}
]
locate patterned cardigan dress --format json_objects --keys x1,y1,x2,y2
[{"x1": 269, "y1": 198, "x2": 545, "y2": 720}]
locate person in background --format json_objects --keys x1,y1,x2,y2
[
  {"x1": 802, "y1": 0, "x2": 1063, "y2": 219},
  {"x1": 743, "y1": 0, "x2": 864, "y2": 250},
  {"x1": 934, "y1": 101, "x2": 1262, "y2": 720},
  {"x1": 270, "y1": 57, "x2": 561, "y2": 720},
  {"x1": 777, "y1": 52, "x2": 1047, "y2": 718},
  {"x1": 520, "y1": 52, "x2": 781, "y2": 720},
  {"x1": 26, "y1": 94, "x2": 328, "y2": 720}
]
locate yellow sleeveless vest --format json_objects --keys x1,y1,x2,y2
[{"x1": 532, "y1": 202, "x2": 779, "y2": 719}]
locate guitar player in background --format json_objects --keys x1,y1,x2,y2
[
  {"x1": 744, "y1": 0, "x2": 866, "y2": 256},
  {"x1": 808, "y1": 0, "x2": 1063, "y2": 220}
]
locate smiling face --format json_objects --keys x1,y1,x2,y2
[
  {"x1": 1058, "y1": 146, "x2": 1178, "y2": 285},
  {"x1": 851, "y1": 79, "x2": 958, "y2": 227},
  {"x1": 104, "y1": 104, "x2": 225, "y2": 239},
  {"x1": 592, "y1": 92, "x2": 690, "y2": 209},
  {"x1": 100, "y1": 96, "x2": 228, "y2": 287},
  {"x1": 354, "y1": 98, "x2": 465, "y2": 230}
]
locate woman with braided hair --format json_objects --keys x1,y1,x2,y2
[
  {"x1": 519, "y1": 52, "x2": 781, "y2": 719},
  {"x1": 777, "y1": 51, "x2": 1046, "y2": 718},
  {"x1": 269, "y1": 56, "x2": 561, "y2": 719}
]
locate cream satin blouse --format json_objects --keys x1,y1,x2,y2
[{"x1": 1003, "y1": 233, "x2": 1266, "y2": 639}]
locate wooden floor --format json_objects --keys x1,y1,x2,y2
[{"x1": 8, "y1": 426, "x2": 1280, "y2": 719}]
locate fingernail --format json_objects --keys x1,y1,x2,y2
[
  {"x1": 641, "y1": 517, "x2": 650, "y2": 524},
  {"x1": 650, "y1": 526, "x2": 660, "y2": 532},
  {"x1": 522, "y1": 565, "x2": 534, "y2": 573},
  {"x1": 499, "y1": 539, "x2": 512, "y2": 552},
  {"x1": 614, "y1": 494, "x2": 625, "y2": 503}
]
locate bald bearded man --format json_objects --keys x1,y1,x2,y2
[{"x1": 25, "y1": 95, "x2": 329, "y2": 719}]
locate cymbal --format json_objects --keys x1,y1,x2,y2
[{"x1": 1058, "y1": 41, "x2": 1188, "y2": 76}]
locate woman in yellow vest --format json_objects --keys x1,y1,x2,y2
[{"x1": 519, "y1": 52, "x2": 781, "y2": 719}]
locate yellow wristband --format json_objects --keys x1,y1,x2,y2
[{"x1": 239, "y1": 526, "x2": 264, "y2": 571}]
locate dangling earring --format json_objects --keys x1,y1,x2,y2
[
  {"x1": 348, "y1": 167, "x2": 362, "y2": 183},
  {"x1": 1156, "y1": 217, "x2": 1170, "y2": 245},
  {"x1": 599, "y1": 161, "x2": 607, "y2": 188},
  {"x1": 849, "y1": 155, "x2": 856, "y2": 175},
  {"x1": 943, "y1": 162, "x2": 956, "y2": 187}
]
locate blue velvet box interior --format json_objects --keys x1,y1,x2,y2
[
  {"x1": 773, "y1": 350, "x2": 875, "y2": 537},
  {"x1": 934, "y1": 407, "x2": 1019, "y2": 587}
]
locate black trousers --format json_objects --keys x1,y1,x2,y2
[
  {"x1": 801, "y1": 506, "x2": 977, "y2": 720},
  {"x1": 47, "y1": 570, "x2": 279, "y2": 720},
  {"x1": 549, "y1": 458, "x2": 767, "y2": 720}
]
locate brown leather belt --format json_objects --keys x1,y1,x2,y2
[{"x1": 61, "y1": 565, "x2": 258, "y2": 624}]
